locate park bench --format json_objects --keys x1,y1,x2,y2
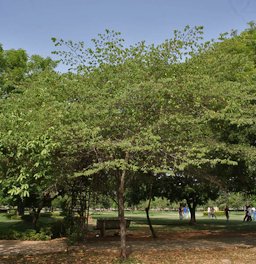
[
  {"x1": 96, "y1": 218, "x2": 131, "y2": 237},
  {"x1": 0, "y1": 208, "x2": 8, "y2": 213}
]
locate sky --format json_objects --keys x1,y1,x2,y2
[{"x1": 1, "y1": 0, "x2": 256, "y2": 71}]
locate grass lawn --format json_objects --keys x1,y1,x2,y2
[
  {"x1": 1, "y1": 210, "x2": 255, "y2": 236},
  {"x1": 0, "y1": 214, "x2": 25, "y2": 233},
  {"x1": 90, "y1": 210, "x2": 256, "y2": 233}
]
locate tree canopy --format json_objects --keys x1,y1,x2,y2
[{"x1": 0, "y1": 23, "x2": 256, "y2": 258}]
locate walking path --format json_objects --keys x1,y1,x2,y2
[{"x1": 0, "y1": 238, "x2": 67, "y2": 255}]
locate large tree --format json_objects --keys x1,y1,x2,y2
[
  {"x1": 1, "y1": 24, "x2": 256, "y2": 261},
  {"x1": 51, "y1": 26, "x2": 214, "y2": 258}
]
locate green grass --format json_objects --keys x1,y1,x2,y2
[
  {"x1": 1, "y1": 210, "x2": 255, "y2": 240},
  {"x1": 0, "y1": 214, "x2": 25, "y2": 233},
  {"x1": 91, "y1": 210, "x2": 256, "y2": 233}
]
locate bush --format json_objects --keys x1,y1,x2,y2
[
  {"x1": 202, "y1": 211, "x2": 225, "y2": 217},
  {"x1": 5, "y1": 214, "x2": 22, "y2": 220},
  {"x1": 0, "y1": 227, "x2": 52, "y2": 240},
  {"x1": 40, "y1": 212, "x2": 52, "y2": 218},
  {"x1": 50, "y1": 220, "x2": 66, "y2": 238},
  {"x1": 21, "y1": 214, "x2": 34, "y2": 222}
]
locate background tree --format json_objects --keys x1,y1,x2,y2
[{"x1": 0, "y1": 45, "x2": 57, "y2": 98}]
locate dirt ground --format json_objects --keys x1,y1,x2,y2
[{"x1": 0, "y1": 230, "x2": 256, "y2": 263}]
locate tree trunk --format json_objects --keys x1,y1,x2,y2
[
  {"x1": 32, "y1": 193, "x2": 59, "y2": 230},
  {"x1": 32, "y1": 207, "x2": 42, "y2": 230},
  {"x1": 145, "y1": 185, "x2": 157, "y2": 238},
  {"x1": 118, "y1": 169, "x2": 127, "y2": 260},
  {"x1": 145, "y1": 206, "x2": 157, "y2": 238},
  {"x1": 187, "y1": 200, "x2": 197, "y2": 225},
  {"x1": 86, "y1": 190, "x2": 91, "y2": 231},
  {"x1": 17, "y1": 199, "x2": 25, "y2": 216},
  {"x1": 189, "y1": 206, "x2": 196, "y2": 224}
]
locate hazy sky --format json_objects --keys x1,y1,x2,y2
[{"x1": 1, "y1": 0, "x2": 255, "y2": 70}]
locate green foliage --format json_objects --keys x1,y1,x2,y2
[
  {"x1": 136, "y1": 198, "x2": 170, "y2": 210},
  {"x1": 50, "y1": 220, "x2": 66, "y2": 238},
  {"x1": 0, "y1": 227, "x2": 52, "y2": 240},
  {"x1": 202, "y1": 211, "x2": 225, "y2": 217},
  {"x1": 0, "y1": 212, "x2": 66, "y2": 240},
  {"x1": 1, "y1": 24, "x2": 256, "y2": 234},
  {"x1": 0, "y1": 46, "x2": 57, "y2": 98},
  {"x1": 210, "y1": 192, "x2": 256, "y2": 210}
]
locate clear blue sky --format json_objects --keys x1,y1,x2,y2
[{"x1": 1, "y1": 0, "x2": 255, "y2": 71}]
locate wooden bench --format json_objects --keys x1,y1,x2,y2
[
  {"x1": 0, "y1": 208, "x2": 8, "y2": 213},
  {"x1": 96, "y1": 218, "x2": 131, "y2": 237}
]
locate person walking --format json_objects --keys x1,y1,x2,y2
[
  {"x1": 247, "y1": 205, "x2": 252, "y2": 222},
  {"x1": 224, "y1": 205, "x2": 229, "y2": 221},
  {"x1": 183, "y1": 206, "x2": 189, "y2": 219},
  {"x1": 243, "y1": 205, "x2": 249, "y2": 222},
  {"x1": 207, "y1": 207, "x2": 211, "y2": 218},
  {"x1": 210, "y1": 207, "x2": 216, "y2": 219},
  {"x1": 243, "y1": 205, "x2": 252, "y2": 222},
  {"x1": 252, "y1": 206, "x2": 256, "y2": 220},
  {"x1": 178, "y1": 204, "x2": 183, "y2": 220}
]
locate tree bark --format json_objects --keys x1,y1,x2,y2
[
  {"x1": 118, "y1": 169, "x2": 127, "y2": 260},
  {"x1": 32, "y1": 207, "x2": 42, "y2": 230},
  {"x1": 32, "y1": 192, "x2": 60, "y2": 230},
  {"x1": 187, "y1": 200, "x2": 197, "y2": 224},
  {"x1": 17, "y1": 198, "x2": 25, "y2": 216},
  {"x1": 145, "y1": 184, "x2": 157, "y2": 238},
  {"x1": 118, "y1": 152, "x2": 129, "y2": 260},
  {"x1": 145, "y1": 206, "x2": 157, "y2": 238}
]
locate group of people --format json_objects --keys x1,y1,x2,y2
[
  {"x1": 178, "y1": 204, "x2": 190, "y2": 220},
  {"x1": 243, "y1": 205, "x2": 256, "y2": 222},
  {"x1": 208, "y1": 205, "x2": 256, "y2": 222},
  {"x1": 207, "y1": 207, "x2": 216, "y2": 219},
  {"x1": 178, "y1": 204, "x2": 256, "y2": 221},
  {"x1": 208, "y1": 206, "x2": 229, "y2": 221}
]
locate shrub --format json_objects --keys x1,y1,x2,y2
[
  {"x1": 202, "y1": 211, "x2": 225, "y2": 217},
  {"x1": 5, "y1": 214, "x2": 22, "y2": 220},
  {"x1": 40, "y1": 212, "x2": 52, "y2": 218},
  {"x1": 0, "y1": 227, "x2": 52, "y2": 240},
  {"x1": 21, "y1": 214, "x2": 33, "y2": 222},
  {"x1": 50, "y1": 220, "x2": 66, "y2": 238}
]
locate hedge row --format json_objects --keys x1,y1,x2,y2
[{"x1": 202, "y1": 211, "x2": 225, "y2": 217}]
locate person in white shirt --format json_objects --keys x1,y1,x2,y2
[
  {"x1": 251, "y1": 207, "x2": 255, "y2": 220},
  {"x1": 207, "y1": 207, "x2": 211, "y2": 218}
]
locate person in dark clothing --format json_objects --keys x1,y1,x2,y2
[
  {"x1": 243, "y1": 205, "x2": 252, "y2": 222},
  {"x1": 243, "y1": 205, "x2": 249, "y2": 222},
  {"x1": 224, "y1": 206, "x2": 229, "y2": 221}
]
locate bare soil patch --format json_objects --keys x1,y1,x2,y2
[{"x1": 0, "y1": 230, "x2": 255, "y2": 263}]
